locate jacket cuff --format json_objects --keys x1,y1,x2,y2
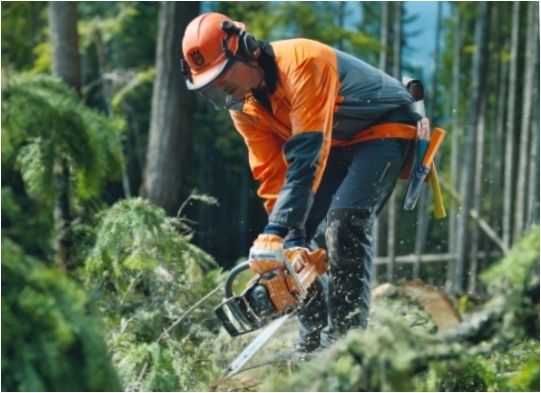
[
  {"x1": 283, "y1": 228, "x2": 307, "y2": 248},
  {"x1": 268, "y1": 184, "x2": 314, "y2": 228},
  {"x1": 263, "y1": 223, "x2": 288, "y2": 238}
]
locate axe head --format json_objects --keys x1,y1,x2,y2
[{"x1": 402, "y1": 165, "x2": 430, "y2": 211}]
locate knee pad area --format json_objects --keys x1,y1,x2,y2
[{"x1": 325, "y1": 207, "x2": 374, "y2": 264}]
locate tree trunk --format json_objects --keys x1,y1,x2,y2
[
  {"x1": 386, "y1": 2, "x2": 402, "y2": 282},
  {"x1": 513, "y1": 2, "x2": 535, "y2": 240},
  {"x1": 485, "y1": 4, "x2": 507, "y2": 269},
  {"x1": 91, "y1": 27, "x2": 132, "y2": 198},
  {"x1": 48, "y1": 2, "x2": 81, "y2": 270},
  {"x1": 141, "y1": 2, "x2": 199, "y2": 215},
  {"x1": 526, "y1": 4, "x2": 540, "y2": 230},
  {"x1": 391, "y1": 2, "x2": 402, "y2": 79},
  {"x1": 489, "y1": 4, "x2": 507, "y2": 228},
  {"x1": 470, "y1": 3, "x2": 496, "y2": 293},
  {"x1": 446, "y1": 4, "x2": 461, "y2": 292},
  {"x1": 414, "y1": 2, "x2": 441, "y2": 280},
  {"x1": 527, "y1": 98, "x2": 540, "y2": 229},
  {"x1": 49, "y1": 2, "x2": 81, "y2": 92},
  {"x1": 428, "y1": 2, "x2": 442, "y2": 116},
  {"x1": 468, "y1": 91, "x2": 488, "y2": 294},
  {"x1": 455, "y1": 2, "x2": 489, "y2": 294},
  {"x1": 379, "y1": 2, "x2": 390, "y2": 72},
  {"x1": 374, "y1": 2, "x2": 391, "y2": 280},
  {"x1": 502, "y1": 2, "x2": 520, "y2": 248}
]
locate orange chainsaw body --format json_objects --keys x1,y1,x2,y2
[{"x1": 214, "y1": 248, "x2": 328, "y2": 336}]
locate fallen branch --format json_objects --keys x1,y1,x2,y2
[
  {"x1": 132, "y1": 282, "x2": 224, "y2": 389},
  {"x1": 134, "y1": 360, "x2": 149, "y2": 392},
  {"x1": 157, "y1": 282, "x2": 224, "y2": 342}
]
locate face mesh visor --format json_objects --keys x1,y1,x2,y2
[
  {"x1": 194, "y1": 56, "x2": 248, "y2": 110},
  {"x1": 198, "y1": 84, "x2": 237, "y2": 110}
]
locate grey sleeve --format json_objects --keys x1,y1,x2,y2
[{"x1": 268, "y1": 132, "x2": 324, "y2": 229}]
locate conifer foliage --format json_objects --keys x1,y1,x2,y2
[
  {"x1": 2, "y1": 74, "x2": 125, "y2": 261},
  {"x1": 1, "y1": 239, "x2": 122, "y2": 391},
  {"x1": 84, "y1": 198, "x2": 225, "y2": 391},
  {"x1": 2, "y1": 74, "x2": 124, "y2": 203}
]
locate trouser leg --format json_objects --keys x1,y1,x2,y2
[
  {"x1": 296, "y1": 278, "x2": 328, "y2": 349},
  {"x1": 326, "y1": 208, "x2": 374, "y2": 333},
  {"x1": 325, "y1": 139, "x2": 410, "y2": 337},
  {"x1": 295, "y1": 148, "x2": 350, "y2": 348}
]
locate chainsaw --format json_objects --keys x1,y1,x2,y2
[{"x1": 214, "y1": 247, "x2": 328, "y2": 336}]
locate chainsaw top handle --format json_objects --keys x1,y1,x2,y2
[{"x1": 224, "y1": 261, "x2": 251, "y2": 298}]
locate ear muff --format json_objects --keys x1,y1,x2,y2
[
  {"x1": 238, "y1": 31, "x2": 259, "y2": 61},
  {"x1": 221, "y1": 21, "x2": 259, "y2": 62}
]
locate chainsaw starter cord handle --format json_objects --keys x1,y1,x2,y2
[{"x1": 224, "y1": 261, "x2": 251, "y2": 298}]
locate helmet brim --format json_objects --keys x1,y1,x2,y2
[{"x1": 186, "y1": 56, "x2": 235, "y2": 91}]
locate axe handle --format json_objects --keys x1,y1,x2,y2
[
  {"x1": 430, "y1": 162, "x2": 446, "y2": 219},
  {"x1": 422, "y1": 128, "x2": 446, "y2": 168}
]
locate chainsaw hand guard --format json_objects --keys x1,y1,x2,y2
[{"x1": 214, "y1": 248, "x2": 329, "y2": 337}]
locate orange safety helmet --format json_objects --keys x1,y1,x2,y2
[{"x1": 181, "y1": 13, "x2": 246, "y2": 91}]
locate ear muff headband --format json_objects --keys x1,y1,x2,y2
[{"x1": 221, "y1": 21, "x2": 259, "y2": 62}]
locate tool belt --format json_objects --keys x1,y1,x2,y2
[
  {"x1": 400, "y1": 127, "x2": 447, "y2": 219},
  {"x1": 332, "y1": 122, "x2": 446, "y2": 219}
]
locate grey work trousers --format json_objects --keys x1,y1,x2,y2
[{"x1": 295, "y1": 138, "x2": 411, "y2": 345}]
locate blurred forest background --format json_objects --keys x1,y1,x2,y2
[{"x1": 1, "y1": 1, "x2": 539, "y2": 391}]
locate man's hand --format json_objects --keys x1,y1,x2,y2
[
  {"x1": 248, "y1": 228, "x2": 327, "y2": 277},
  {"x1": 248, "y1": 234, "x2": 285, "y2": 275}
]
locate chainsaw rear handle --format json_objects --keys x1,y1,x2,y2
[{"x1": 224, "y1": 261, "x2": 251, "y2": 298}]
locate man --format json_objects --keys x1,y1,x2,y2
[{"x1": 181, "y1": 12, "x2": 421, "y2": 351}]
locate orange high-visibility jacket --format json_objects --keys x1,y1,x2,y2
[{"x1": 229, "y1": 39, "x2": 419, "y2": 230}]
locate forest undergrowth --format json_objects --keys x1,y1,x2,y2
[
  {"x1": 2, "y1": 3, "x2": 540, "y2": 391},
  {"x1": 3, "y1": 195, "x2": 538, "y2": 391}
]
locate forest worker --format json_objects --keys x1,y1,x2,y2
[{"x1": 181, "y1": 12, "x2": 421, "y2": 352}]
